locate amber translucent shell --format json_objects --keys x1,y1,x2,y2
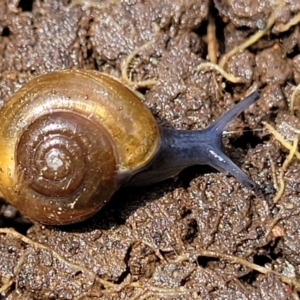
[{"x1": 0, "y1": 70, "x2": 159, "y2": 224}]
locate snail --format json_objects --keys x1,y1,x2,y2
[{"x1": 0, "y1": 70, "x2": 259, "y2": 225}]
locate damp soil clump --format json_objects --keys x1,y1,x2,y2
[{"x1": 1, "y1": 0, "x2": 300, "y2": 299}]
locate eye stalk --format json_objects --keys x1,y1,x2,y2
[{"x1": 127, "y1": 91, "x2": 260, "y2": 191}]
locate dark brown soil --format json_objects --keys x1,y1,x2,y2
[{"x1": 1, "y1": 0, "x2": 300, "y2": 299}]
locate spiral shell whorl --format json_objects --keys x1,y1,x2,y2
[{"x1": 9, "y1": 111, "x2": 118, "y2": 224}]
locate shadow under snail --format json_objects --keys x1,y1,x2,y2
[{"x1": 0, "y1": 70, "x2": 260, "y2": 225}]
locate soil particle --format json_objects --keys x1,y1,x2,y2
[
  {"x1": 226, "y1": 50, "x2": 255, "y2": 84},
  {"x1": 214, "y1": 0, "x2": 272, "y2": 28},
  {"x1": 255, "y1": 46, "x2": 293, "y2": 85}
]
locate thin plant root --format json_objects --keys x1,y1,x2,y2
[
  {"x1": 121, "y1": 40, "x2": 157, "y2": 89},
  {"x1": 262, "y1": 122, "x2": 300, "y2": 159},
  {"x1": 130, "y1": 288, "x2": 190, "y2": 300},
  {"x1": 0, "y1": 278, "x2": 15, "y2": 294},
  {"x1": 198, "y1": 250, "x2": 300, "y2": 290},
  {"x1": 2, "y1": 227, "x2": 300, "y2": 295},
  {"x1": 197, "y1": 62, "x2": 243, "y2": 83},
  {"x1": 200, "y1": 9, "x2": 242, "y2": 84},
  {"x1": 70, "y1": 1, "x2": 157, "y2": 89},
  {"x1": 275, "y1": 12, "x2": 300, "y2": 33},
  {"x1": 199, "y1": 2, "x2": 279, "y2": 84},
  {"x1": 217, "y1": 0, "x2": 300, "y2": 69},
  {"x1": 0, "y1": 228, "x2": 192, "y2": 297},
  {"x1": 267, "y1": 151, "x2": 278, "y2": 190},
  {"x1": 201, "y1": 4, "x2": 232, "y2": 92},
  {"x1": 273, "y1": 133, "x2": 299, "y2": 203},
  {"x1": 262, "y1": 122, "x2": 300, "y2": 203},
  {"x1": 218, "y1": 10, "x2": 277, "y2": 69},
  {"x1": 265, "y1": 208, "x2": 283, "y2": 238},
  {"x1": 292, "y1": 290, "x2": 300, "y2": 300},
  {"x1": 0, "y1": 228, "x2": 110, "y2": 289},
  {"x1": 175, "y1": 250, "x2": 300, "y2": 291},
  {"x1": 207, "y1": 7, "x2": 218, "y2": 64},
  {"x1": 69, "y1": 0, "x2": 120, "y2": 9},
  {"x1": 290, "y1": 83, "x2": 300, "y2": 114},
  {"x1": 0, "y1": 253, "x2": 25, "y2": 294},
  {"x1": 283, "y1": 123, "x2": 300, "y2": 135}
]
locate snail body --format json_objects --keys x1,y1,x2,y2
[{"x1": 0, "y1": 70, "x2": 259, "y2": 225}]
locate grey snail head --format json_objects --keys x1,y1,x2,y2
[{"x1": 0, "y1": 69, "x2": 259, "y2": 225}]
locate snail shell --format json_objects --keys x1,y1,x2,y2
[{"x1": 0, "y1": 70, "x2": 159, "y2": 224}]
